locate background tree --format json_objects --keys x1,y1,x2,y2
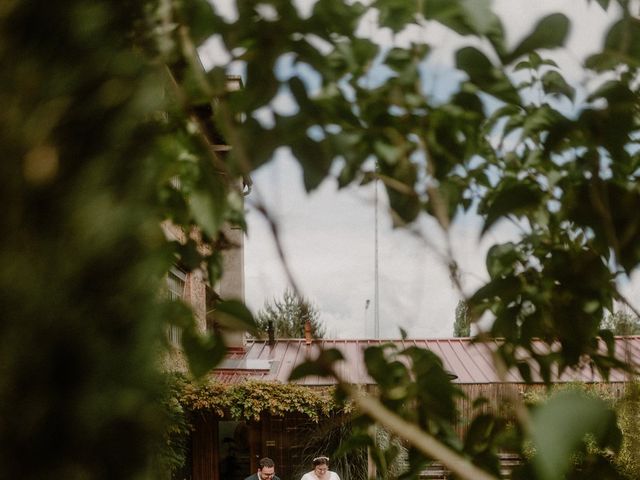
[
  {"x1": 601, "y1": 310, "x2": 640, "y2": 336},
  {"x1": 453, "y1": 300, "x2": 471, "y2": 337},
  {"x1": 255, "y1": 289, "x2": 325, "y2": 339}
]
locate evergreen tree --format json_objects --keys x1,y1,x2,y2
[
  {"x1": 453, "y1": 300, "x2": 471, "y2": 337},
  {"x1": 601, "y1": 310, "x2": 640, "y2": 336},
  {"x1": 255, "y1": 289, "x2": 325, "y2": 339}
]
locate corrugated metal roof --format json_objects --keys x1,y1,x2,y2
[{"x1": 209, "y1": 337, "x2": 640, "y2": 385}]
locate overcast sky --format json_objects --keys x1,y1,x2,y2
[{"x1": 203, "y1": 1, "x2": 637, "y2": 339}]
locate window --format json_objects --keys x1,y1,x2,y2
[{"x1": 167, "y1": 266, "x2": 186, "y2": 345}]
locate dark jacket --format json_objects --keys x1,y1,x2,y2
[{"x1": 244, "y1": 473, "x2": 282, "y2": 480}]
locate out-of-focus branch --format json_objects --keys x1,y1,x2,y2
[{"x1": 343, "y1": 385, "x2": 497, "y2": 480}]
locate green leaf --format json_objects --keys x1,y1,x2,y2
[
  {"x1": 484, "y1": 104, "x2": 522, "y2": 132},
  {"x1": 387, "y1": 184, "x2": 421, "y2": 224},
  {"x1": 540, "y1": 58, "x2": 559, "y2": 68},
  {"x1": 470, "y1": 276, "x2": 522, "y2": 307},
  {"x1": 164, "y1": 300, "x2": 195, "y2": 329},
  {"x1": 516, "y1": 362, "x2": 532, "y2": 383},
  {"x1": 241, "y1": 116, "x2": 284, "y2": 170},
  {"x1": 506, "y1": 13, "x2": 570, "y2": 63},
  {"x1": 175, "y1": 238, "x2": 203, "y2": 271},
  {"x1": 351, "y1": 37, "x2": 381, "y2": 66},
  {"x1": 541, "y1": 70, "x2": 575, "y2": 101},
  {"x1": 385, "y1": 47, "x2": 413, "y2": 71},
  {"x1": 565, "y1": 183, "x2": 640, "y2": 272},
  {"x1": 206, "y1": 250, "x2": 223, "y2": 285},
  {"x1": 456, "y1": 46, "x2": 493, "y2": 81},
  {"x1": 190, "y1": 189, "x2": 225, "y2": 239},
  {"x1": 179, "y1": 0, "x2": 220, "y2": 45},
  {"x1": 289, "y1": 348, "x2": 344, "y2": 380},
  {"x1": 374, "y1": 0, "x2": 417, "y2": 33},
  {"x1": 289, "y1": 360, "x2": 331, "y2": 380},
  {"x1": 531, "y1": 390, "x2": 621, "y2": 480},
  {"x1": 189, "y1": 166, "x2": 227, "y2": 239},
  {"x1": 603, "y1": 17, "x2": 640, "y2": 67},
  {"x1": 422, "y1": 0, "x2": 473, "y2": 36},
  {"x1": 451, "y1": 90, "x2": 484, "y2": 116},
  {"x1": 528, "y1": 51, "x2": 543, "y2": 69},
  {"x1": 586, "y1": 79, "x2": 629, "y2": 103},
  {"x1": 502, "y1": 113, "x2": 524, "y2": 138},
  {"x1": 463, "y1": 414, "x2": 504, "y2": 474},
  {"x1": 364, "y1": 345, "x2": 394, "y2": 385},
  {"x1": 521, "y1": 105, "x2": 566, "y2": 140},
  {"x1": 291, "y1": 136, "x2": 331, "y2": 192},
  {"x1": 584, "y1": 52, "x2": 618, "y2": 71},
  {"x1": 472, "y1": 397, "x2": 489, "y2": 409},
  {"x1": 486, "y1": 242, "x2": 519, "y2": 279},
  {"x1": 491, "y1": 305, "x2": 522, "y2": 341},
  {"x1": 182, "y1": 328, "x2": 227, "y2": 378},
  {"x1": 289, "y1": 76, "x2": 316, "y2": 115},
  {"x1": 403, "y1": 346, "x2": 462, "y2": 421},
  {"x1": 460, "y1": 0, "x2": 495, "y2": 35},
  {"x1": 482, "y1": 182, "x2": 543, "y2": 234},
  {"x1": 598, "y1": 329, "x2": 616, "y2": 356},
  {"x1": 243, "y1": 61, "x2": 279, "y2": 110},
  {"x1": 456, "y1": 47, "x2": 519, "y2": 104},
  {"x1": 214, "y1": 299, "x2": 257, "y2": 334},
  {"x1": 374, "y1": 140, "x2": 402, "y2": 164}
]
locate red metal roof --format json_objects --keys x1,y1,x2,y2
[{"x1": 209, "y1": 337, "x2": 640, "y2": 385}]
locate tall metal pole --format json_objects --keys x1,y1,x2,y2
[
  {"x1": 374, "y1": 171, "x2": 380, "y2": 338},
  {"x1": 367, "y1": 11, "x2": 380, "y2": 340}
]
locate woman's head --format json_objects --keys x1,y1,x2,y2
[{"x1": 312, "y1": 456, "x2": 330, "y2": 477}]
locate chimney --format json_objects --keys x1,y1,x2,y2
[
  {"x1": 218, "y1": 223, "x2": 246, "y2": 351},
  {"x1": 304, "y1": 320, "x2": 312, "y2": 346},
  {"x1": 267, "y1": 320, "x2": 275, "y2": 346}
]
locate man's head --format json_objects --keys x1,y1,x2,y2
[{"x1": 257, "y1": 457, "x2": 275, "y2": 479}]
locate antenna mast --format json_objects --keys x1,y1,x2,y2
[{"x1": 374, "y1": 169, "x2": 380, "y2": 338}]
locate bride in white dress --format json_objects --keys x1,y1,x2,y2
[{"x1": 299, "y1": 456, "x2": 341, "y2": 480}]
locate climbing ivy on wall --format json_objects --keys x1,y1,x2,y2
[
  {"x1": 163, "y1": 376, "x2": 354, "y2": 476},
  {"x1": 175, "y1": 377, "x2": 349, "y2": 422}
]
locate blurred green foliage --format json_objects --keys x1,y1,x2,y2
[
  {"x1": 1, "y1": 2, "x2": 171, "y2": 479},
  {"x1": 523, "y1": 382, "x2": 640, "y2": 479},
  {"x1": 0, "y1": 1, "x2": 245, "y2": 478},
  {"x1": 3, "y1": 0, "x2": 640, "y2": 479}
]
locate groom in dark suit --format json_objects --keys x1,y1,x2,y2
[{"x1": 244, "y1": 457, "x2": 281, "y2": 480}]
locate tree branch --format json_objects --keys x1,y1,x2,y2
[{"x1": 343, "y1": 386, "x2": 498, "y2": 480}]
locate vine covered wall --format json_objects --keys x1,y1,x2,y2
[{"x1": 174, "y1": 377, "x2": 349, "y2": 421}]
